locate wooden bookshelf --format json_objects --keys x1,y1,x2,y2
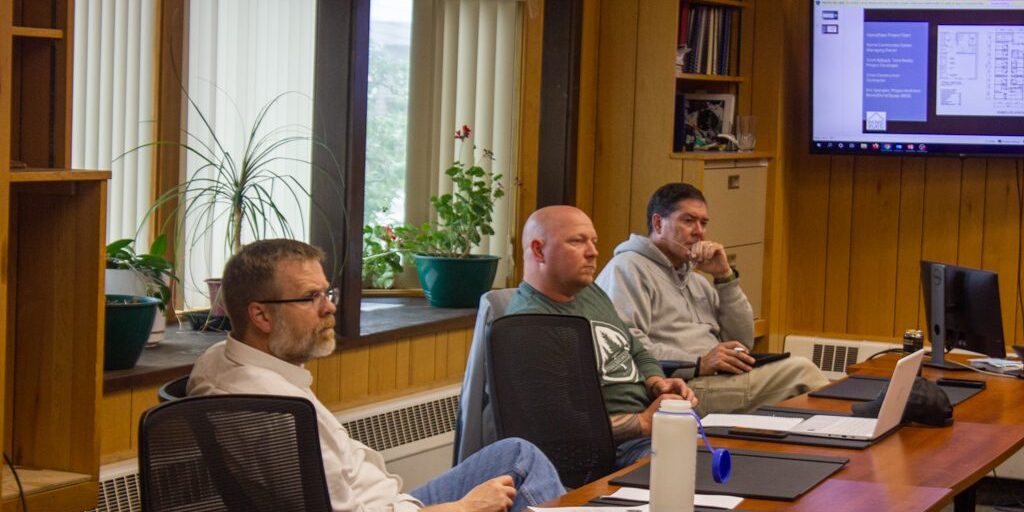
[
  {"x1": 9, "y1": 169, "x2": 111, "y2": 182},
  {"x1": 671, "y1": 149, "x2": 773, "y2": 160},
  {"x1": 690, "y1": 0, "x2": 749, "y2": 8},
  {"x1": 676, "y1": 71, "x2": 745, "y2": 83},
  {"x1": 11, "y1": 26, "x2": 63, "y2": 39},
  {"x1": 0, "y1": 1, "x2": 108, "y2": 510}
]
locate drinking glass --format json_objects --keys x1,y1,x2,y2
[{"x1": 737, "y1": 115, "x2": 756, "y2": 151}]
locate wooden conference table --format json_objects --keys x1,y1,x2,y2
[{"x1": 544, "y1": 354, "x2": 1024, "y2": 511}]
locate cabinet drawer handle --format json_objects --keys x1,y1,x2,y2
[{"x1": 728, "y1": 175, "x2": 741, "y2": 189}]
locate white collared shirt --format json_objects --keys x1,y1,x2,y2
[{"x1": 188, "y1": 337, "x2": 423, "y2": 512}]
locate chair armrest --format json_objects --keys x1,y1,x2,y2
[{"x1": 659, "y1": 360, "x2": 696, "y2": 375}]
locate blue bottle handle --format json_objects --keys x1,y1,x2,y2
[{"x1": 689, "y1": 411, "x2": 732, "y2": 484}]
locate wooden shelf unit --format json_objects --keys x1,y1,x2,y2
[
  {"x1": 0, "y1": 1, "x2": 108, "y2": 510},
  {"x1": 675, "y1": 0, "x2": 761, "y2": 155},
  {"x1": 689, "y1": 0, "x2": 749, "y2": 8},
  {"x1": 671, "y1": 149, "x2": 773, "y2": 160},
  {"x1": 11, "y1": 26, "x2": 63, "y2": 39},
  {"x1": 676, "y1": 71, "x2": 745, "y2": 83}
]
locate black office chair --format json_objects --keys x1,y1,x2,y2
[
  {"x1": 156, "y1": 374, "x2": 190, "y2": 402},
  {"x1": 486, "y1": 314, "x2": 616, "y2": 489},
  {"x1": 138, "y1": 394, "x2": 332, "y2": 512}
]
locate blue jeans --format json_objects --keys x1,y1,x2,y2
[
  {"x1": 615, "y1": 437, "x2": 652, "y2": 469},
  {"x1": 411, "y1": 438, "x2": 565, "y2": 511}
]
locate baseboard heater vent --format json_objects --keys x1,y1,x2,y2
[
  {"x1": 340, "y1": 389, "x2": 459, "y2": 453},
  {"x1": 89, "y1": 459, "x2": 140, "y2": 512},
  {"x1": 785, "y1": 335, "x2": 899, "y2": 380}
]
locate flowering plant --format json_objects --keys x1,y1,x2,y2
[
  {"x1": 362, "y1": 224, "x2": 403, "y2": 289},
  {"x1": 362, "y1": 125, "x2": 504, "y2": 285}
]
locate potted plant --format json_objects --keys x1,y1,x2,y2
[
  {"x1": 362, "y1": 224, "x2": 403, "y2": 289},
  {"x1": 130, "y1": 91, "x2": 342, "y2": 320},
  {"x1": 104, "y1": 295, "x2": 162, "y2": 370},
  {"x1": 366, "y1": 125, "x2": 504, "y2": 307},
  {"x1": 105, "y1": 234, "x2": 177, "y2": 345}
]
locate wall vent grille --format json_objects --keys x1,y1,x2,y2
[
  {"x1": 785, "y1": 335, "x2": 897, "y2": 380},
  {"x1": 88, "y1": 470, "x2": 140, "y2": 512},
  {"x1": 812, "y1": 343, "x2": 860, "y2": 373},
  {"x1": 341, "y1": 394, "x2": 459, "y2": 452}
]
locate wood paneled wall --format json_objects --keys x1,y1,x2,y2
[
  {"x1": 100, "y1": 327, "x2": 472, "y2": 463},
  {"x1": 774, "y1": 2, "x2": 1024, "y2": 346},
  {"x1": 580, "y1": 0, "x2": 1023, "y2": 349}
]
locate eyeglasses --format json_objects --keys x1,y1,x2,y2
[{"x1": 258, "y1": 288, "x2": 339, "y2": 307}]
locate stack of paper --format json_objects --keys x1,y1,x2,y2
[{"x1": 969, "y1": 358, "x2": 1023, "y2": 374}]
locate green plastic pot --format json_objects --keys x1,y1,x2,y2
[
  {"x1": 104, "y1": 294, "x2": 160, "y2": 370},
  {"x1": 413, "y1": 255, "x2": 499, "y2": 308}
]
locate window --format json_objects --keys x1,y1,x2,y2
[
  {"x1": 72, "y1": 0, "x2": 159, "y2": 245},
  {"x1": 366, "y1": 0, "x2": 413, "y2": 227},
  {"x1": 182, "y1": 0, "x2": 317, "y2": 307},
  {"x1": 363, "y1": 0, "x2": 523, "y2": 290}
]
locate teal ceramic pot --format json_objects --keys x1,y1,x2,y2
[
  {"x1": 413, "y1": 255, "x2": 500, "y2": 308},
  {"x1": 105, "y1": 294, "x2": 160, "y2": 370}
]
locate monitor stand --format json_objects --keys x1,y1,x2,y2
[
  {"x1": 923, "y1": 350, "x2": 969, "y2": 371},
  {"x1": 923, "y1": 263, "x2": 968, "y2": 371}
]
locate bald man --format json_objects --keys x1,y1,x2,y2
[{"x1": 505, "y1": 206, "x2": 697, "y2": 469}]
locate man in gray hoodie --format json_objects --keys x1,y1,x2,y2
[{"x1": 595, "y1": 183, "x2": 828, "y2": 415}]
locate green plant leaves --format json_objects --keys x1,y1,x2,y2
[{"x1": 105, "y1": 234, "x2": 178, "y2": 311}]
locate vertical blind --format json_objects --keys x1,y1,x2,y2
[
  {"x1": 406, "y1": 0, "x2": 523, "y2": 287},
  {"x1": 72, "y1": 0, "x2": 158, "y2": 246},
  {"x1": 184, "y1": 0, "x2": 316, "y2": 307}
]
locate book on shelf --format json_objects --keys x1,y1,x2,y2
[{"x1": 678, "y1": 2, "x2": 738, "y2": 76}]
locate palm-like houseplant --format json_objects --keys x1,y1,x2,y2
[
  {"x1": 136, "y1": 90, "x2": 342, "y2": 318},
  {"x1": 364, "y1": 125, "x2": 504, "y2": 306}
]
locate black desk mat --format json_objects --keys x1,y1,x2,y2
[
  {"x1": 609, "y1": 448, "x2": 848, "y2": 501},
  {"x1": 809, "y1": 375, "x2": 984, "y2": 405}
]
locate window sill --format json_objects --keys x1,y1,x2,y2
[{"x1": 103, "y1": 297, "x2": 477, "y2": 394}]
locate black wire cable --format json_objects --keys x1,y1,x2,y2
[
  {"x1": 1016, "y1": 160, "x2": 1023, "y2": 345},
  {"x1": 3, "y1": 452, "x2": 27, "y2": 512},
  {"x1": 867, "y1": 348, "x2": 905, "y2": 360}
]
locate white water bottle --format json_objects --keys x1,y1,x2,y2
[{"x1": 649, "y1": 399, "x2": 697, "y2": 512}]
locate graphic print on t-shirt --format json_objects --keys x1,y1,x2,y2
[{"x1": 591, "y1": 321, "x2": 640, "y2": 383}]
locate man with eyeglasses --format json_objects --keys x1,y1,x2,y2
[
  {"x1": 189, "y1": 239, "x2": 564, "y2": 512},
  {"x1": 595, "y1": 183, "x2": 828, "y2": 415}
]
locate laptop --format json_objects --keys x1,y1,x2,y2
[{"x1": 788, "y1": 349, "x2": 924, "y2": 440}]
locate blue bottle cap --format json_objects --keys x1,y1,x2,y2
[{"x1": 710, "y1": 447, "x2": 731, "y2": 484}]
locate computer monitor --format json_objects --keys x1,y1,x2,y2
[{"x1": 920, "y1": 260, "x2": 1005, "y2": 370}]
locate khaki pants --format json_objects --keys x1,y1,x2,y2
[{"x1": 685, "y1": 356, "x2": 831, "y2": 416}]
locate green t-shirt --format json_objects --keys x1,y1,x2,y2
[{"x1": 505, "y1": 282, "x2": 664, "y2": 415}]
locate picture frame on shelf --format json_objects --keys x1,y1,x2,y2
[{"x1": 683, "y1": 93, "x2": 735, "y2": 149}]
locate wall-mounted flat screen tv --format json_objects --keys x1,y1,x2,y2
[{"x1": 811, "y1": 1, "x2": 1024, "y2": 157}]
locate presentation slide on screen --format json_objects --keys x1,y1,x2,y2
[
  {"x1": 935, "y1": 25, "x2": 1024, "y2": 117},
  {"x1": 811, "y1": 1, "x2": 1024, "y2": 153}
]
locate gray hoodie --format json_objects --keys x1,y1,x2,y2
[{"x1": 595, "y1": 234, "x2": 754, "y2": 379}]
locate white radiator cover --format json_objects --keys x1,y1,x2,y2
[
  {"x1": 334, "y1": 384, "x2": 460, "y2": 491},
  {"x1": 91, "y1": 384, "x2": 461, "y2": 511},
  {"x1": 784, "y1": 334, "x2": 899, "y2": 380}
]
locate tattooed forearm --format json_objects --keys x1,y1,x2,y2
[{"x1": 610, "y1": 413, "x2": 643, "y2": 442}]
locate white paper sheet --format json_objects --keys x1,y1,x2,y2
[
  {"x1": 529, "y1": 506, "x2": 648, "y2": 512},
  {"x1": 699, "y1": 413, "x2": 804, "y2": 431},
  {"x1": 605, "y1": 488, "x2": 743, "y2": 509}
]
